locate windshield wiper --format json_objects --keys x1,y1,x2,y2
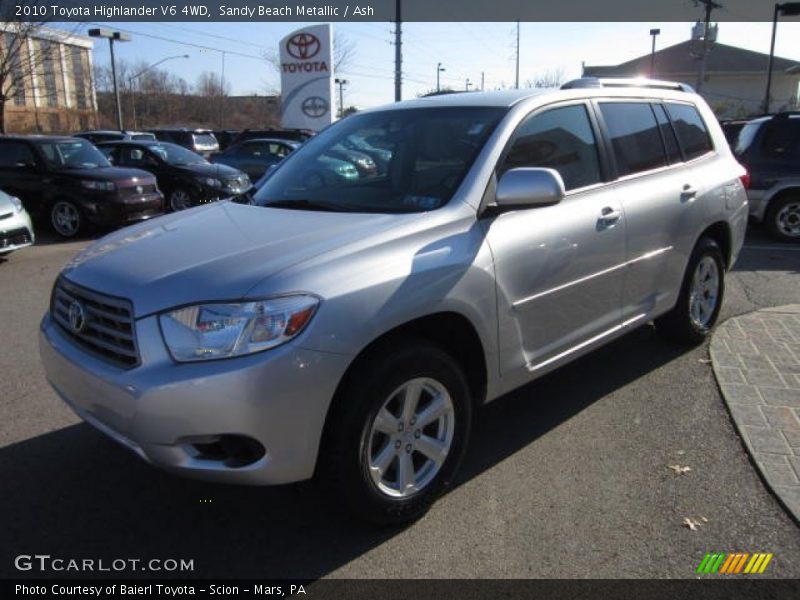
[{"x1": 265, "y1": 199, "x2": 350, "y2": 212}]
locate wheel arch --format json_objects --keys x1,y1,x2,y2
[{"x1": 697, "y1": 221, "x2": 732, "y2": 269}]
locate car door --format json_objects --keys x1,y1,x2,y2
[
  {"x1": 485, "y1": 102, "x2": 626, "y2": 372},
  {"x1": 0, "y1": 140, "x2": 46, "y2": 216},
  {"x1": 596, "y1": 100, "x2": 714, "y2": 322}
]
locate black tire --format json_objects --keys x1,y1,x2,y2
[
  {"x1": 49, "y1": 199, "x2": 83, "y2": 238},
  {"x1": 764, "y1": 194, "x2": 800, "y2": 242},
  {"x1": 655, "y1": 237, "x2": 725, "y2": 345},
  {"x1": 168, "y1": 188, "x2": 194, "y2": 212},
  {"x1": 318, "y1": 340, "x2": 473, "y2": 525}
]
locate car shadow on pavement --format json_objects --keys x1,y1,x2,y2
[{"x1": 0, "y1": 324, "x2": 689, "y2": 580}]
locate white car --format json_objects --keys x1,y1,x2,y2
[{"x1": 0, "y1": 189, "x2": 34, "y2": 255}]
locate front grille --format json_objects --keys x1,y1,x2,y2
[
  {"x1": 118, "y1": 183, "x2": 158, "y2": 198},
  {"x1": 51, "y1": 278, "x2": 140, "y2": 368},
  {"x1": 0, "y1": 227, "x2": 32, "y2": 249}
]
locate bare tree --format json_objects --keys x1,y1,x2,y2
[
  {"x1": 0, "y1": 1, "x2": 53, "y2": 133},
  {"x1": 524, "y1": 67, "x2": 566, "y2": 89}
]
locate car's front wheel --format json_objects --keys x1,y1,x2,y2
[
  {"x1": 50, "y1": 200, "x2": 82, "y2": 238},
  {"x1": 168, "y1": 189, "x2": 194, "y2": 212},
  {"x1": 765, "y1": 195, "x2": 800, "y2": 242},
  {"x1": 319, "y1": 340, "x2": 473, "y2": 524},
  {"x1": 655, "y1": 237, "x2": 725, "y2": 344}
]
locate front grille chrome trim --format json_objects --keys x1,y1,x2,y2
[{"x1": 51, "y1": 277, "x2": 140, "y2": 369}]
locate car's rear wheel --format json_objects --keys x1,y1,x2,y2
[
  {"x1": 168, "y1": 189, "x2": 193, "y2": 212},
  {"x1": 765, "y1": 195, "x2": 800, "y2": 242},
  {"x1": 319, "y1": 340, "x2": 472, "y2": 524},
  {"x1": 655, "y1": 237, "x2": 725, "y2": 345},
  {"x1": 50, "y1": 200, "x2": 82, "y2": 238}
]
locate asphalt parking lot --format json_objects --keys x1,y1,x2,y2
[{"x1": 1, "y1": 224, "x2": 799, "y2": 579}]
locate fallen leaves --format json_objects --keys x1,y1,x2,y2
[
  {"x1": 668, "y1": 464, "x2": 692, "y2": 475},
  {"x1": 683, "y1": 516, "x2": 709, "y2": 531}
]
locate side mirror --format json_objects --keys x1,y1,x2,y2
[
  {"x1": 15, "y1": 161, "x2": 36, "y2": 170},
  {"x1": 494, "y1": 168, "x2": 565, "y2": 211}
]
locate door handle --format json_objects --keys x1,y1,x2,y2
[
  {"x1": 681, "y1": 184, "x2": 698, "y2": 200},
  {"x1": 599, "y1": 206, "x2": 622, "y2": 224}
]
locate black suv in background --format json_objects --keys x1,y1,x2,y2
[
  {"x1": 149, "y1": 128, "x2": 220, "y2": 157},
  {"x1": 98, "y1": 140, "x2": 251, "y2": 211},
  {"x1": 733, "y1": 111, "x2": 800, "y2": 241},
  {"x1": 0, "y1": 136, "x2": 163, "y2": 237},
  {"x1": 74, "y1": 130, "x2": 157, "y2": 144}
]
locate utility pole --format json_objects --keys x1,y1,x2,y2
[
  {"x1": 481, "y1": 71, "x2": 485, "y2": 91},
  {"x1": 694, "y1": 0, "x2": 721, "y2": 94},
  {"x1": 764, "y1": 3, "x2": 800, "y2": 114},
  {"x1": 436, "y1": 62, "x2": 445, "y2": 93},
  {"x1": 88, "y1": 29, "x2": 130, "y2": 131},
  {"x1": 465, "y1": 78, "x2": 472, "y2": 91},
  {"x1": 219, "y1": 50, "x2": 226, "y2": 129},
  {"x1": 515, "y1": 21, "x2": 520, "y2": 90},
  {"x1": 394, "y1": 0, "x2": 402, "y2": 101},
  {"x1": 649, "y1": 28, "x2": 661, "y2": 78},
  {"x1": 335, "y1": 78, "x2": 348, "y2": 117}
]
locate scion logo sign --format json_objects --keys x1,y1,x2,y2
[
  {"x1": 286, "y1": 33, "x2": 321, "y2": 60},
  {"x1": 279, "y1": 24, "x2": 335, "y2": 131},
  {"x1": 302, "y1": 96, "x2": 329, "y2": 118}
]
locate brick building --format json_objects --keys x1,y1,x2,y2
[{"x1": 1, "y1": 24, "x2": 97, "y2": 133}]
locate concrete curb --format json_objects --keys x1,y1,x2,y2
[{"x1": 710, "y1": 304, "x2": 800, "y2": 523}]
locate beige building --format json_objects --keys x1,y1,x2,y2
[
  {"x1": 583, "y1": 40, "x2": 800, "y2": 119},
  {"x1": 1, "y1": 24, "x2": 97, "y2": 133}
]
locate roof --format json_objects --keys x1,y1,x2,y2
[
  {"x1": 1, "y1": 135, "x2": 78, "y2": 142},
  {"x1": 584, "y1": 40, "x2": 800, "y2": 77}
]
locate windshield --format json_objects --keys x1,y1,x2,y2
[
  {"x1": 192, "y1": 133, "x2": 218, "y2": 147},
  {"x1": 37, "y1": 139, "x2": 111, "y2": 169},
  {"x1": 147, "y1": 142, "x2": 208, "y2": 166},
  {"x1": 253, "y1": 106, "x2": 506, "y2": 213}
]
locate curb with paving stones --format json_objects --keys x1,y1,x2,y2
[{"x1": 709, "y1": 304, "x2": 800, "y2": 523}]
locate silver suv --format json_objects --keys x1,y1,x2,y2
[{"x1": 40, "y1": 79, "x2": 748, "y2": 523}]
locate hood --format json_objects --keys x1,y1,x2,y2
[
  {"x1": 59, "y1": 166, "x2": 156, "y2": 183},
  {"x1": 61, "y1": 201, "x2": 414, "y2": 317},
  {"x1": 175, "y1": 162, "x2": 245, "y2": 179}
]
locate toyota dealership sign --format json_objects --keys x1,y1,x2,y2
[{"x1": 279, "y1": 24, "x2": 335, "y2": 131}]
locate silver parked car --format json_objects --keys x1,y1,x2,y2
[
  {"x1": 0, "y1": 189, "x2": 35, "y2": 255},
  {"x1": 40, "y1": 79, "x2": 748, "y2": 523}
]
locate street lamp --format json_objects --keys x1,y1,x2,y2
[
  {"x1": 465, "y1": 78, "x2": 472, "y2": 92},
  {"x1": 128, "y1": 54, "x2": 189, "y2": 130},
  {"x1": 436, "y1": 62, "x2": 446, "y2": 93},
  {"x1": 764, "y1": 2, "x2": 800, "y2": 114},
  {"x1": 649, "y1": 28, "x2": 661, "y2": 77},
  {"x1": 334, "y1": 78, "x2": 349, "y2": 118},
  {"x1": 88, "y1": 28, "x2": 130, "y2": 130}
]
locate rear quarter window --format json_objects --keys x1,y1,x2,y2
[
  {"x1": 760, "y1": 117, "x2": 800, "y2": 158},
  {"x1": 666, "y1": 103, "x2": 714, "y2": 160}
]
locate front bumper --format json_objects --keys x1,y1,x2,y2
[
  {"x1": 0, "y1": 209, "x2": 35, "y2": 254},
  {"x1": 39, "y1": 311, "x2": 351, "y2": 485},
  {"x1": 82, "y1": 192, "x2": 165, "y2": 228}
]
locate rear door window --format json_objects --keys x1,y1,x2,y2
[
  {"x1": 653, "y1": 104, "x2": 682, "y2": 163},
  {"x1": 500, "y1": 104, "x2": 602, "y2": 191},
  {"x1": 599, "y1": 102, "x2": 666, "y2": 176},
  {"x1": 0, "y1": 142, "x2": 36, "y2": 167},
  {"x1": 665, "y1": 103, "x2": 714, "y2": 160},
  {"x1": 760, "y1": 117, "x2": 800, "y2": 159}
]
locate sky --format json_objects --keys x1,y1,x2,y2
[{"x1": 71, "y1": 20, "x2": 800, "y2": 110}]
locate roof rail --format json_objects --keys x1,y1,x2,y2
[{"x1": 561, "y1": 77, "x2": 695, "y2": 93}]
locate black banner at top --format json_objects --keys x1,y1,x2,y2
[{"x1": 3, "y1": 0, "x2": 788, "y2": 22}]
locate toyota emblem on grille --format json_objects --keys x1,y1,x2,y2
[
  {"x1": 135, "y1": 185, "x2": 143, "y2": 194},
  {"x1": 68, "y1": 300, "x2": 86, "y2": 333}
]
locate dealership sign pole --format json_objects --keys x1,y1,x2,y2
[{"x1": 279, "y1": 24, "x2": 335, "y2": 131}]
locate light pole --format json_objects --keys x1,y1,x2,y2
[
  {"x1": 465, "y1": 78, "x2": 472, "y2": 92},
  {"x1": 128, "y1": 54, "x2": 189, "y2": 130},
  {"x1": 649, "y1": 28, "x2": 661, "y2": 77},
  {"x1": 764, "y1": 2, "x2": 800, "y2": 114},
  {"x1": 335, "y1": 78, "x2": 349, "y2": 118},
  {"x1": 88, "y1": 28, "x2": 130, "y2": 130},
  {"x1": 436, "y1": 62, "x2": 445, "y2": 92}
]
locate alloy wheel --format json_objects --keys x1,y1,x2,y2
[
  {"x1": 776, "y1": 201, "x2": 800, "y2": 238},
  {"x1": 51, "y1": 201, "x2": 80, "y2": 237},
  {"x1": 689, "y1": 255, "x2": 720, "y2": 329},
  {"x1": 169, "y1": 190, "x2": 192, "y2": 211}
]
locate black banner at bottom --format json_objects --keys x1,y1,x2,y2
[{"x1": 4, "y1": 579, "x2": 800, "y2": 600}]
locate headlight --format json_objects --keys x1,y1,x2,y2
[
  {"x1": 159, "y1": 295, "x2": 320, "y2": 362},
  {"x1": 355, "y1": 157, "x2": 374, "y2": 167},
  {"x1": 80, "y1": 180, "x2": 115, "y2": 191},
  {"x1": 9, "y1": 196, "x2": 24, "y2": 213},
  {"x1": 197, "y1": 177, "x2": 222, "y2": 188}
]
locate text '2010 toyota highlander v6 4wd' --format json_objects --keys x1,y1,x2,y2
[{"x1": 40, "y1": 78, "x2": 748, "y2": 523}]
